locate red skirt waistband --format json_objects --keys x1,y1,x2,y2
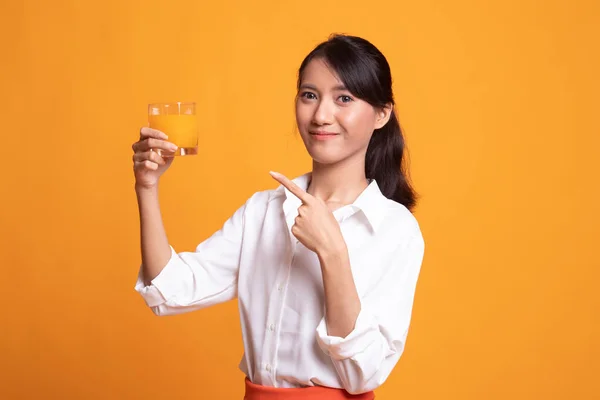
[{"x1": 243, "y1": 377, "x2": 375, "y2": 400}]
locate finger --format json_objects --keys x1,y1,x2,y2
[
  {"x1": 140, "y1": 127, "x2": 168, "y2": 140},
  {"x1": 291, "y1": 224, "x2": 300, "y2": 237},
  {"x1": 137, "y1": 138, "x2": 178, "y2": 153},
  {"x1": 269, "y1": 171, "x2": 312, "y2": 203},
  {"x1": 133, "y1": 150, "x2": 166, "y2": 165},
  {"x1": 134, "y1": 160, "x2": 159, "y2": 171},
  {"x1": 298, "y1": 204, "x2": 310, "y2": 216}
]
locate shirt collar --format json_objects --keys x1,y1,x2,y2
[{"x1": 275, "y1": 172, "x2": 387, "y2": 233}]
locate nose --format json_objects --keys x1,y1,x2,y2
[{"x1": 312, "y1": 98, "x2": 335, "y2": 125}]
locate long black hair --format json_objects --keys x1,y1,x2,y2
[{"x1": 297, "y1": 34, "x2": 418, "y2": 211}]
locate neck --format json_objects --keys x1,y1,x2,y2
[{"x1": 308, "y1": 156, "x2": 369, "y2": 207}]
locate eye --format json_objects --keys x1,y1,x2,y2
[
  {"x1": 338, "y1": 95, "x2": 354, "y2": 103},
  {"x1": 300, "y1": 91, "x2": 317, "y2": 100}
]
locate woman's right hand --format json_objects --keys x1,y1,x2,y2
[{"x1": 132, "y1": 127, "x2": 179, "y2": 190}]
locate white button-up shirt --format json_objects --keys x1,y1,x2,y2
[{"x1": 134, "y1": 173, "x2": 425, "y2": 394}]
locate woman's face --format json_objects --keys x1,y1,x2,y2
[{"x1": 295, "y1": 58, "x2": 391, "y2": 166}]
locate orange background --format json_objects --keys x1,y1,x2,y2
[{"x1": 1, "y1": 0, "x2": 599, "y2": 399}]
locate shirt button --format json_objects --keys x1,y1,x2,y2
[
  {"x1": 265, "y1": 363, "x2": 271, "y2": 372},
  {"x1": 277, "y1": 284, "x2": 284, "y2": 291},
  {"x1": 268, "y1": 323, "x2": 275, "y2": 332}
]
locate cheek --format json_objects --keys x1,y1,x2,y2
[
  {"x1": 295, "y1": 102, "x2": 310, "y2": 128},
  {"x1": 338, "y1": 107, "x2": 376, "y2": 136}
]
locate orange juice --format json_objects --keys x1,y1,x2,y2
[{"x1": 148, "y1": 114, "x2": 198, "y2": 151}]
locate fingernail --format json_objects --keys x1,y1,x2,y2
[
  {"x1": 269, "y1": 171, "x2": 278, "y2": 176},
  {"x1": 169, "y1": 144, "x2": 178, "y2": 151}
]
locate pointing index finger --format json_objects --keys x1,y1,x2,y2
[{"x1": 269, "y1": 171, "x2": 311, "y2": 203}]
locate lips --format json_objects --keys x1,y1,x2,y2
[
  {"x1": 309, "y1": 131, "x2": 339, "y2": 141},
  {"x1": 309, "y1": 131, "x2": 339, "y2": 136}
]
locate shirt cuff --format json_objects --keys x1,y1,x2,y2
[
  {"x1": 315, "y1": 308, "x2": 380, "y2": 360},
  {"x1": 134, "y1": 246, "x2": 179, "y2": 308}
]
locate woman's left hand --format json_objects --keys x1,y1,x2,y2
[{"x1": 270, "y1": 171, "x2": 346, "y2": 256}]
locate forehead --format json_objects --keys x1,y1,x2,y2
[{"x1": 300, "y1": 58, "x2": 344, "y2": 88}]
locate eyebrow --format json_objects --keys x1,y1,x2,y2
[{"x1": 299, "y1": 83, "x2": 348, "y2": 91}]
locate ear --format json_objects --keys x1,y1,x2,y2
[{"x1": 374, "y1": 103, "x2": 393, "y2": 130}]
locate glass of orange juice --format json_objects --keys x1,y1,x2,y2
[{"x1": 148, "y1": 102, "x2": 198, "y2": 156}]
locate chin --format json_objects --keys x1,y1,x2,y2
[{"x1": 305, "y1": 147, "x2": 348, "y2": 165}]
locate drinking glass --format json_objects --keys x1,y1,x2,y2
[{"x1": 148, "y1": 102, "x2": 198, "y2": 156}]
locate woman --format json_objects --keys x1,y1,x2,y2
[{"x1": 132, "y1": 34, "x2": 425, "y2": 399}]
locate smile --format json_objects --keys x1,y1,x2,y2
[{"x1": 309, "y1": 131, "x2": 340, "y2": 140}]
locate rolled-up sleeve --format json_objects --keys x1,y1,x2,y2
[
  {"x1": 134, "y1": 198, "x2": 248, "y2": 316},
  {"x1": 316, "y1": 230, "x2": 425, "y2": 394}
]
